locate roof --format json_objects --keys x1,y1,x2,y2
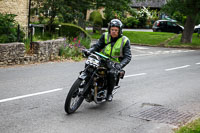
[{"x1": 131, "y1": 0, "x2": 167, "y2": 8}]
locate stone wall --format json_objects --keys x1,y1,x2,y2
[
  {"x1": 0, "y1": 38, "x2": 66, "y2": 67},
  {"x1": 0, "y1": 43, "x2": 25, "y2": 66},
  {"x1": 31, "y1": 38, "x2": 66, "y2": 62},
  {"x1": 0, "y1": 0, "x2": 29, "y2": 34}
]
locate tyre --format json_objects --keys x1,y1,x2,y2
[
  {"x1": 64, "y1": 79, "x2": 84, "y2": 114},
  {"x1": 157, "y1": 29, "x2": 162, "y2": 32}
]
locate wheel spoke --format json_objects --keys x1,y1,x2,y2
[
  {"x1": 65, "y1": 78, "x2": 85, "y2": 114},
  {"x1": 70, "y1": 93, "x2": 80, "y2": 110}
]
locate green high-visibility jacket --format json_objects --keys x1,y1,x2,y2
[{"x1": 101, "y1": 32, "x2": 128, "y2": 63}]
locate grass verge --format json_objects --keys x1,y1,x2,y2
[
  {"x1": 88, "y1": 30, "x2": 200, "y2": 48},
  {"x1": 175, "y1": 118, "x2": 200, "y2": 133},
  {"x1": 166, "y1": 33, "x2": 200, "y2": 48},
  {"x1": 123, "y1": 31, "x2": 175, "y2": 46}
]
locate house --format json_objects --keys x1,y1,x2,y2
[
  {"x1": 132, "y1": 0, "x2": 167, "y2": 10},
  {"x1": 0, "y1": 0, "x2": 30, "y2": 35}
]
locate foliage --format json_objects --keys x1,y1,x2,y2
[
  {"x1": 137, "y1": 7, "x2": 150, "y2": 28},
  {"x1": 59, "y1": 37, "x2": 87, "y2": 61},
  {"x1": 60, "y1": 23, "x2": 91, "y2": 42},
  {"x1": 87, "y1": 30, "x2": 102, "y2": 40},
  {"x1": 79, "y1": 37, "x2": 91, "y2": 49},
  {"x1": 103, "y1": 0, "x2": 133, "y2": 26},
  {"x1": 175, "y1": 118, "x2": 200, "y2": 133},
  {"x1": 89, "y1": 11, "x2": 103, "y2": 26},
  {"x1": 37, "y1": 0, "x2": 66, "y2": 32},
  {"x1": 123, "y1": 17, "x2": 139, "y2": 28},
  {"x1": 0, "y1": 13, "x2": 25, "y2": 43},
  {"x1": 89, "y1": 10, "x2": 103, "y2": 33},
  {"x1": 150, "y1": 9, "x2": 160, "y2": 24},
  {"x1": 162, "y1": 0, "x2": 200, "y2": 43},
  {"x1": 162, "y1": 0, "x2": 200, "y2": 17},
  {"x1": 23, "y1": 38, "x2": 31, "y2": 52},
  {"x1": 33, "y1": 32, "x2": 58, "y2": 41},
  {"x1": 32, "y1": 0, "x2": 133, "y2": 30},
  {"x1": 171, "y1": 11, "x2": 186, "y2": 25}
]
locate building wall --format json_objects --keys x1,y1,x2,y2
[
  {"x1": 132, "y1": 0, "x2": 167, "y2": 8},
  {"x1": 0, "y1": 0, "x2": 29, "y2": 34}
]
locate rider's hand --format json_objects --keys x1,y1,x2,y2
[
  {"x1": 82, "y1": 49, "x2": 90, "y2": 57},
  {"x1": 114, "y1": 63, "x2": 122, "y2": 70}
]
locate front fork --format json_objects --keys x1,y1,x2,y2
[{"x1": 78, "y1": 70, "x2": 96, "y2": 98}]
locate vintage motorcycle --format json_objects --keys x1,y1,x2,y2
[{"x1": 64, "y1": 49, "x2": 124, "y2": 114}]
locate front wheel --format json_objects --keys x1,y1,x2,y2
[{"x1": 64, "y1": 79, "x2": 84, "y2": 114}]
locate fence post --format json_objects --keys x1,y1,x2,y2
[
  {"x1": 17, "y1": 24, "x2": 20, "y2": 42},
  {"x1": 30, "y1": 24, "x2": 33, "y2": 49}
]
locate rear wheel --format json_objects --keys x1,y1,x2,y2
[
  {"x1": 64, "y1": 79, "x2": 84, "y2": 114},
  {"x1": 157, "y1": 29, "x2": 162, "y2": 32}
]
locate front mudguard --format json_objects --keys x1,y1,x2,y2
[
  {"x1": 78, "y1": 71, "x2": 87, "y2": 80},
  {"x1": 78, "y1": 71, "x2": 95, "y2": 97}
]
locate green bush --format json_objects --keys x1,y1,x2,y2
[
  {"x1": 60, "y1": 23, "x2": 91, "y2": 41},
  {"x1": 137, "y1": 12, "x2": 148, "y2": 28},
  {"x1": 89, "y1": 11, "x2": 103, "y2": 26},
  {"x1": 172, "y1": 11, "x2": 186, "y2": 25},
  {"x1": 89, "y1": 11, "x2": 103, "y2": 33},
  {"x1": 123, "y1": 17, "x2": 139, "y2": 28},
  {"x1": 0, "y1": 13, "x2": 25, "y2": 43}
]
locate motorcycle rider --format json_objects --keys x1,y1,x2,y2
[{"x1": 88, "y1": 19, "x2": 132, "y2": 101}]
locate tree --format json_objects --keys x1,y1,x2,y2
[
  {"x1": 103, "y1": 0, "x2": 132, "y2": 24},
  {"x1": 162, "y1": 0, "x2": 200, "y2": 43},
  {"x1": 31, "y1": 0, "x2": 133, "y2": 31},
  {"x1": 38, "y1": 0, "x2": 67, "y2": 32},
  {"x1": 66, "y1": 0, "x2": 132, "y2": 29}
]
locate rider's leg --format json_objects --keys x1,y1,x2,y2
[{"x1": 107, "y1": 69, "x2": 117, "y2": 101}]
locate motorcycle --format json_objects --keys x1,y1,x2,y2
[{"x1": 64, "y1": 49, "x2": 124, "y2": 114}]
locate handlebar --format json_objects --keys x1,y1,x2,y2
[{"x1": 82, "y1": 49, "x2": 123, "y2": 72}]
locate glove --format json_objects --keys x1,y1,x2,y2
[
  {"x1": 114, "y1": 63, "x2": 122, "y2": 70},
  {"x1": 82, "y1": 49, "x2": 90, "y2": 57}
]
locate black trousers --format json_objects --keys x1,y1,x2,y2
[{"x1": 107, "y1": 68, "x2": 118, "y2": 95}]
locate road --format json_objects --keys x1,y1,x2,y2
[
  {"x1": 86, "y1": 27, "x2": 153, "y2": 32},
  {"x1": 0, "y1": 46, "x2": 200, "y2": 133}
]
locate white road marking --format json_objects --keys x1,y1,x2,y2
[
  {"x1": 133, "y1": 46, "x2": 149, "y2": 50},
  {"x1": 0, "y1": 88, "x2": 63, "y2": 103},
  {"x1": 132, "y1": 50, "x2": 195, "y2": 57},
  {"x1": 165, "y1": 65, "x2": 190, "y2": 71},
  {"x1": 196, "y1": 62, "x2": 200, "y2": 65},
  {"x1": 133, "y1": 53, "x2": 153, "y2": 57},
  {"x1": 125, "y1": 73, "x2": 147, "y2": 78}
]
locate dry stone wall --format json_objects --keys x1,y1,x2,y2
[
  {"x1": 0, "y1": 43, "x2": 25, "y2": 66},
  {"x1": 0, "y1": 38, "x2": 66, "y2": 67},
  {"x1": 32, "y1": 38, "x2": 66, "y2": 62}
]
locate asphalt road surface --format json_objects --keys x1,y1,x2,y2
[
  {"x1": 0, "y1": 46, "x2": 200, "y2": 133},
  {"x1": 86, "y1": 27, "x2": 153, "y2": 32}
]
